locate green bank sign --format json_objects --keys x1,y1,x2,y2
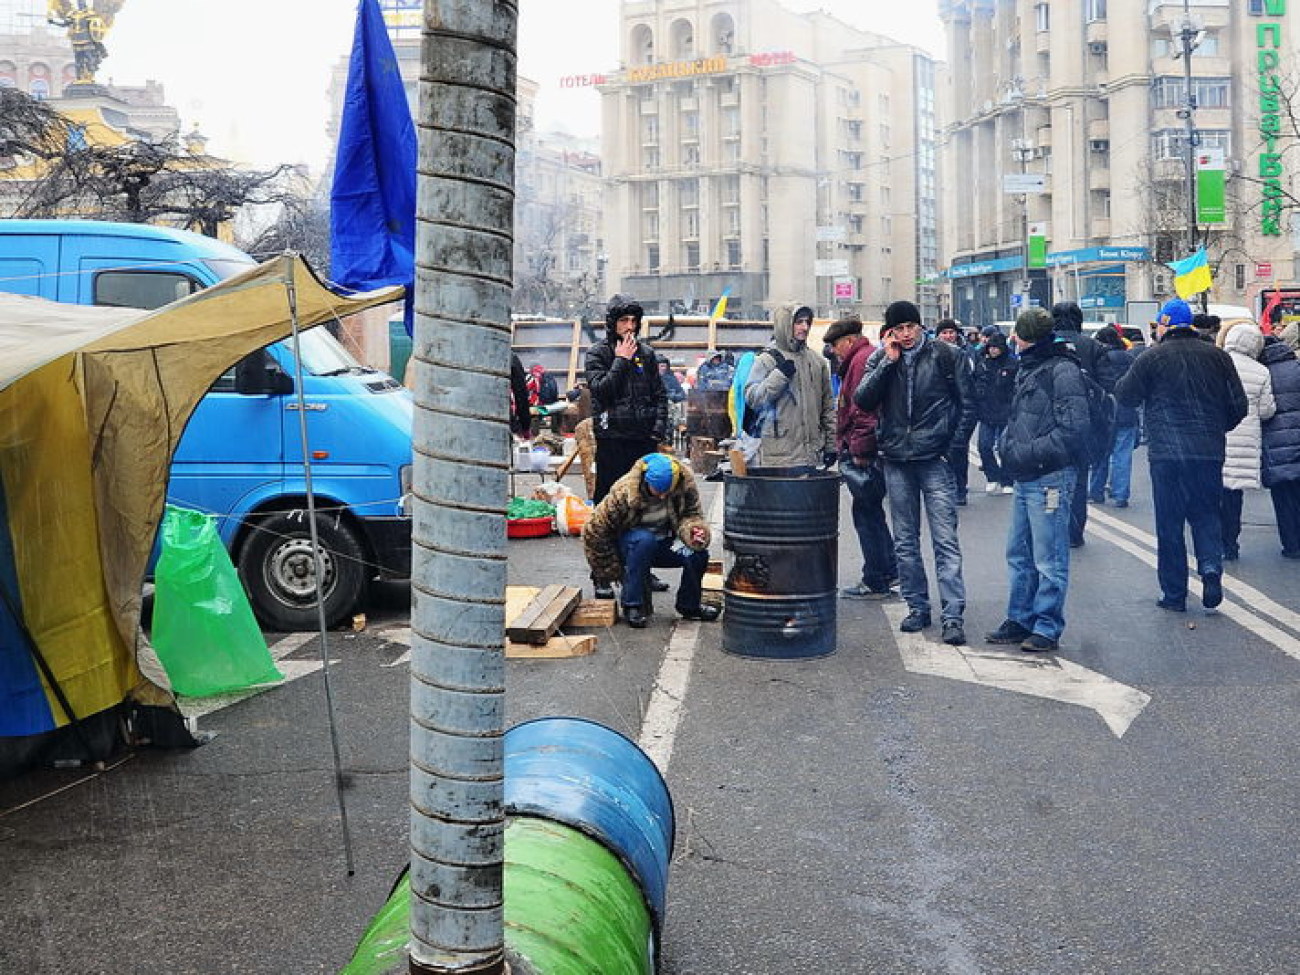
[{"x1": 1257, "y1": 4, "x2": 1288, "y2": 236}]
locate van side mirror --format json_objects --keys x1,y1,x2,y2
[{"x1": 234, "y1": 351, "x2": 294, "y2": 395}]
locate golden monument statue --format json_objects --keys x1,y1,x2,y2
[{"x1": 48, "y1": 0, "x2": 126, "y2": 86}]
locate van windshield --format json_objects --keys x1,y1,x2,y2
[
  {"x1": 290, "y1": 327, "x2": 375, "y2": 376},
  {"x1": 204, "y1": 258, "x2": 258, "y2": 280}
]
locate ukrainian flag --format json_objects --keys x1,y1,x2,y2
[
  {"x1": 709, "y1": 287, "x2": 731, "y2": 322},
  {"x1": 1168, "y1": 247, "x2": 1213, "y2": 299}
]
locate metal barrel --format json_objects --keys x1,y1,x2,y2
[
  {"x1": 339, "y1": 818, "x2": 656, "y2": 975},
  {"x1": 503, "y1": 717, "x2": 675, "y2": 945},
  {"x1": 722, "y1": 467, "x2": 839, "y2": 659},
  {"x1": 504, "y1": 816, "x2": 656, "y2": 975}
]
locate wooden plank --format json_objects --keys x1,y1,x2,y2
[
  {"x1": 729, "y1": 448, "x2": 748, "y2": 477},
  {"x1": 566, "y1": 316, "x2": 583, "y2": 391},
  {"x1": 565, "y1": 599, "x2": 618, "y2": 628},
  {"x1": 507, "y1": 634, "x2": 597, "y2": 659},
  {"x1": 507, "y1": 584, "x2": 583, "y2": 644}
]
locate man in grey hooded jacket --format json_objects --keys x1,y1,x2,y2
[{"x1": 743, "y1": 304, "x2": 836, "y2": 469}]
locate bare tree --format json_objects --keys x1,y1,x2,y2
[{"x1": 0, "y1": 89, "x2": 302, "y2": 236}]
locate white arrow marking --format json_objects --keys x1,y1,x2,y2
[
  {"x1": 884, "y1": 602, "x2": 1151, "y2": 738},
  {"x1": 378, "y1": 626, "x2": 412, "y2": 667},
  {"x1": 177, "y1": 632, "x2": 335, "y2": 721}
]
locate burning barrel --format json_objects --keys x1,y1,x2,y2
[{"x1": 722, "y1": 467, "x2": 839, "y2": 659}]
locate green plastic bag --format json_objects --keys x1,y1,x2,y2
[{"x1": 152, "y1": 505, "x2": 283, "y2": 697}]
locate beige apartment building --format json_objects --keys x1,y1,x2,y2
[
  {"x1": 940, "y1": 0, "x2": 1300, "y2": 329},
  {"x1": 600, "y1": 0, "x2": 941, "y2": 322}
]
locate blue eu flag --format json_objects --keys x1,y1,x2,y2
[{"x1": 330, "y1": 0, "x2": 416, "y2": 331}]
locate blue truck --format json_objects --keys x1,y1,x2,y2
[{"x1": 0, "y1": 219, "x2": 413, "y2": 631}]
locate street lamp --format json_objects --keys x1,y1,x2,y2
[{"x1": 1172, "y1": 1, "x2": 1203, "y2": 255}]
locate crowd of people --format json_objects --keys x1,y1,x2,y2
[{"x1": 559, "y1": 293, "x2": 1300, "y2": 650}]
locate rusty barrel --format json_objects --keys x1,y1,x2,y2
[{"x1": 722, "y1": 467, "x2": 839, "y2": 659}]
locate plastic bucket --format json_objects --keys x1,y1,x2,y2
[
  {"x1": 504, "y1": 717, "x2": 674, "y2": 942},
  {"x1": 722, "y1": 467, "x2": 839, "y2": 659}
]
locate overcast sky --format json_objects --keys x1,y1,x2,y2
[{"x1": 99, "y1": 1, "x2": 944, "y2": 170}]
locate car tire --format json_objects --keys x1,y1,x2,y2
[{"x1": 237, "y1": 511, "x2": 367, "y2": 632}]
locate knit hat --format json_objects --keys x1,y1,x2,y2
[
  {"x1": 985, "y1": 331, "x2": 1008, "y2": 353},
  {"x1": 640, "y1": 453, "x2": 678, "y2": 493},
  {"x1": 934, "y1": 318, "x2": 960, "y2": 337},
  {"x1": 883, "y1": 300, "x2": 921, "y2": 333},
  {"x1": 1050, "y1": 301, "x2": 1084, "y2": 333},
  {"x1": 823, "y1": 317, "x2": 863, "y2": 344},
  {"x1": 1158, "y1": 298, "x2": 1194, "y2": 327},
  {"x1": 1014, "y1": 306, "x2": 1053, "y2": 344},
  {"x1": 1094, "y1": 326, "x2": 1123, "y2": 348}
]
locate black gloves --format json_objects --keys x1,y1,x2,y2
[
  {"x1": 774, "y1": 356, "x2": 797, "y2": 379},
  {"x1": 821, "y1": 450, "x2": 838, "y2": 468}
]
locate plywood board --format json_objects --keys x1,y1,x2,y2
[
  {"x1": 507, "y1": 584, "x2": 583, "y2": 644},
  {"x1": 506, "y1": 634, "x2": 597, "y2": 659}
]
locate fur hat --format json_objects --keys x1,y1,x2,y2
[
  {"x1": 1014, "y1": 307, "x2": 1054, "y2": 344},
  {"x1": 605, "y1": 294, "x2": 644, "y2": 333},
  {"x1": 883, "y1": 300, "x2": 921, "y2": 333},
  {"x1": 823, "y1": 317, "x2": 864, "y2": 345},
  {"x1": 640, "y1": 453, "x2": 678, "y2": 493},
  {"x1": 1159, "y1": 298, "x2": 1194, "y2": 327}
]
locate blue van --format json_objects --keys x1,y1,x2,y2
[{"x1": 0, "y1": 219, "x2": 413, "y2": 631}]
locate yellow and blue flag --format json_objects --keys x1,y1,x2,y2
[
  {"x1": 709, "y1": 288, "x2": 731, "y2": 322},
  {"x1": 1167, "y1": 247, "x2": 1213, "y2": 299}
]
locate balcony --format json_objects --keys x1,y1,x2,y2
[
  {"x1": 1035, "y1": 30, "x2": 1051, "y2": 56},
  {"x1": 1090, "y1": 217, "x2": 1111, "y2": 239},
  {"x1": 720, "y1": 91, "x2": 738, "y2": 108},
  {"x1": 1087, "y1": 117, "x2": 1109, "y2": 141},
  {"x1": 1088, "y1": 166, "x2": 1110, "y2": 191},
  {"x1": 1035, "y1": 125, "x2": 1053, "y2": 149},
  {"x1": 1085, "y1": 19, "x2": 1108, "y2": 47}
]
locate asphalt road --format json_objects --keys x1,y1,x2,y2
[{"x1": 3, "y1": 455, "x2": 1300, "y2": 974}]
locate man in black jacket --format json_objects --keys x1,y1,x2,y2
[
  {"x1": 856, "y1": 300, "x2": 975, "y2": 645},
  {"x1": 585, "y1": 295, "x2": 670, "y2": 598},
  {"x1": 985, "y1": 307, "x2": 1089, "y2": 653},
  {"x1": 1051, "y1": 301, "x2": 1102, "y2": 547},
  {"x1": 1115, "y1": 298, "x2": 1247, "y2": 612}
]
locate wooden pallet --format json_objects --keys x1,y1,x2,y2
[
  {"x1": 504, "y1": 585, "x2": 606, "y2": 659},
  {"x1": 506, "y1": 584, "x2": 583, "y2": 644}
]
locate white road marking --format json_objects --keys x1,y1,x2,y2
[
  {"x1": 884, "y1": 601, "x2": 1152, "y2": 738},
  {"x1": 1086, "y1": 518, "x2": 1300, "y2": 662},
  {"x1": 636, "y1": 488, "x2": 726, "y2": 774},
  {"x1": 1088, "y1": 506, "x2": 1300, "y2": 637},
  {"x1": 177, "y1": 632, "x2": 333, "y2": 720},
  {"x1": 378, "y1": 626, "x2": 412, "y2": 666}
]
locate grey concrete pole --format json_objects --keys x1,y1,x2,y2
[{"x1": 409, "y1": 2, "x2": 517, "y2": 973}]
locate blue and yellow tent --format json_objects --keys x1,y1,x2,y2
[{"x1": 0, "y1": 256, "x2": 399, "y2": 776}]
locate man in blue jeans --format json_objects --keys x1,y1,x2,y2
[
  {"x1": 1115, "y1": 299, "x2": 1247, "y2": 611},
  {"x1": 856, "y1": 301, "x2": 975, "y2": 645},
  {"x1": 581, "y1": 453, "x2": 720, "y2": 628},
  {"x1": 986, "y1": 307, "x2": 1090, "y2": 653}
]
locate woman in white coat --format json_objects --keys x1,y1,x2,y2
[{"x1": 1220, "y1": 321, "x2": 1277, "y2": 559}]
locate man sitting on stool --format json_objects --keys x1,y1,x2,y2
[{"x1": 581, "y1": 453, "x2": 720, "y2": 628}]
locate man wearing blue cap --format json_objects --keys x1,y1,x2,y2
[
  {"x1": 581, "y1": 453, "x2": 719, "y2": 628},
  {"x1": 1116, "y1": 298, "x2": 1248, "y2": 612}
]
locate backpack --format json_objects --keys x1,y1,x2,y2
[
  {"x1": 1080, "y1": 367, "x2": 1117, "y2": 465},
  {"x1": 538, "y1": 371, "x2": 559, "y2": 404}
]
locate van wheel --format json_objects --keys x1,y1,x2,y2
[{"x1": 238, "y1": 512, "x2": 367, "y2": 632}]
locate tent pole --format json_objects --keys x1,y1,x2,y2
[{"x1": 283, "y1": 256, "x2": 356, "y2": 877}]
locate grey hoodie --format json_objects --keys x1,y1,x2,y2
[{"x1": 742, "y1": 304, "x2": 835, "y2": 467}]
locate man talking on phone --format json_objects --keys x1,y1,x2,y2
[{"x1": 855, "y1": 301, "x2": 975, "y2": 645}]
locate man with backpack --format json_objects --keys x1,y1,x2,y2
[
  {"x1": 985, "y1": 307, "x2": 1090, "y2": 653},
  {"x1": 856, "y1": 300, "x2": 975, "y2": 645},
  {"x1": 1051, "y1": 301, "x2": 1103, "y2": 547},
  {"x1": 742, "y1": 304, "x2": 836, "y2": 470}
]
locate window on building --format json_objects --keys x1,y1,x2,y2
[
  {"x1": 642, "y1": 183, "x2": 659, "y2": 208},
  {"x1": 683, "y1": 210, "x2": 700, "y2": 239},
  {"x1": 1152, "y1": 76, "x2": 1230, "y2": 110},
  {"x1": 682, "y1": 111, "x2": 700, "y2": 142},
  {"x1": 1153, "y1": 33, "x2": 1220, "y2": 58},
  {"x1": 646, "y1": 147, "x2": 660, "y2": 169},
  {"x1": 845, "y1": 151, "x2": 864, "y2": 170},
  {"x1": 845, "y1": 119, "x2": 862, "y2": 141},
  {"x1": 723, "y1": 141, "x2": 740, "y2": 165},
  {"x1": 1084, "y1": 0, "x2": 1106, "y2": 21},
  {"x1": 644, "y1": 212, "x2": 659, "y2": 240},
  {"x1": 848, "y1": 182, "x2": 865, "y2": 203},
  {"x1": 722, "y1": 174, "x2": 740, "y2": 205},
  {"x1": 683, "y1": 241, "x2": 700, "y2": 270},
  {"x1": 1151, "y1": 128, "x2": 1230, "y2": 159},
  {"x1": 725, "y1": 207, "x2": 741, "y2": 237},
  {"x1": 641, "y1": 115, "x2": 659, "y2": 145},
  {"x1": 1035, "y1": 3, "x2": 1049, "y2": 31},
  {"x1": 29, "y1": 78, "x2": 49, "y2": 100},
  {"x1": 1235, "y1": 264, "x2": 1247, "y2": 291},
  {"x1": 647, "y1": 243, "x2": 660, "y2": 271},
  {"x1": 679, "y1": 179, "x2": 699, "y2": 207},
  {"x1": 721, "y1": 106, "x2": 740, "y2": 139},
  {"x1": 727, "y1": 240, "x2": 742, "y2": 267},
  {"x1": 683, "y1": 145, "x2": 700, "y2": 166},
  {"x1": 849, "y1": 214, "x2": 864, "y2": 234}
]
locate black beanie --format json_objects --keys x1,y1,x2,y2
[
  {"x1": 1050, "y1": 301, "x2": 1084, "y2": 333},
  {"x1": 883, "y1": 301, "x2": 921, "y2": 332}
]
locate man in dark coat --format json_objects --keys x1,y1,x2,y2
[
  {"x1": 985, "y1": 307, "x2": 1089, "y2": 653},
  {"x1": 972, "y1": 331, "x2": 1017, "y2": 492},
  {"x1": 826, "y1": 316, "x2": 896, "y2": 598},
  {"x1": 1089, "y1": 327, "x2": 1138, "y2": 507},
  {"x1": 1051, "y1": 301, "x2": 1102, "y2": 547},
  {"x1": 585, "y1": 295, "x2": 669, "y2": 504},
  {"x1": 856, "y1": 300, "x2": 976, "y2": 645},
  {"x1": 1259, "y1": 335, "x2": 1300, "y2": 558},
  {"x1": 1115, "y1": 298, "x2": 1247, "y2": 612}
]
